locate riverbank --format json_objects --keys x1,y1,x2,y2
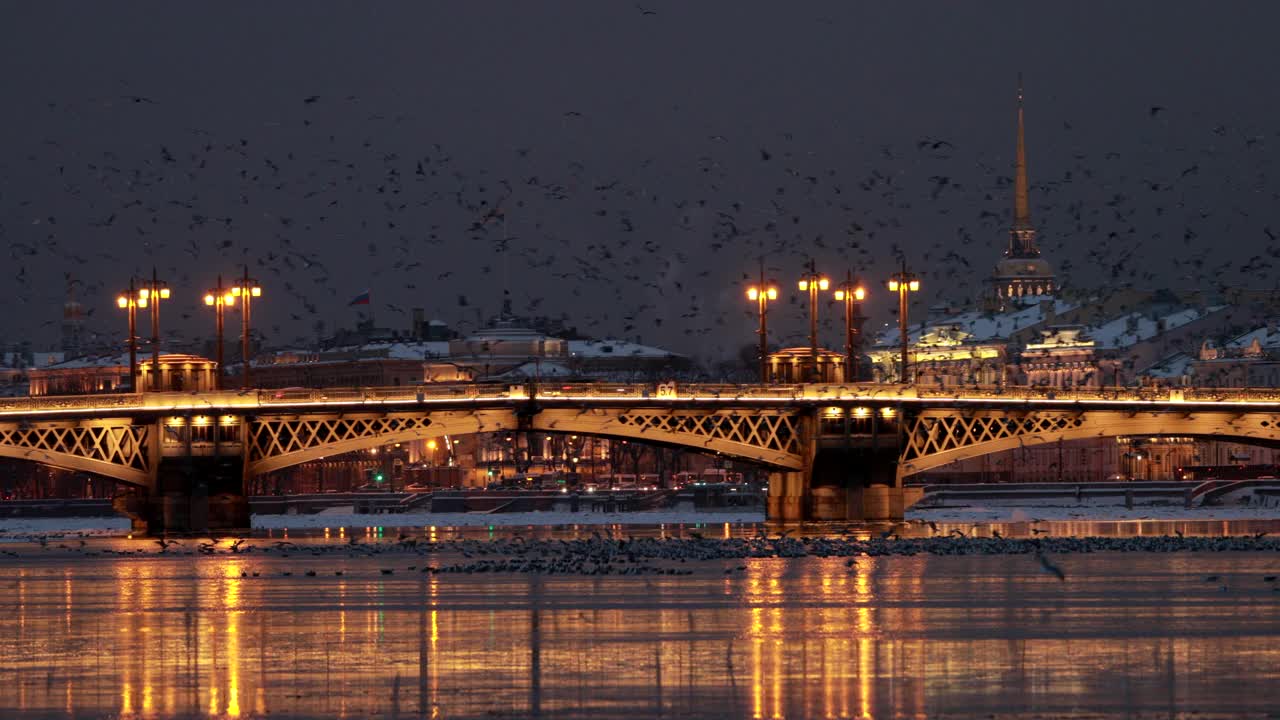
[{"x1": 2, "y1": 502, "x2": 1278, "y2": 538}]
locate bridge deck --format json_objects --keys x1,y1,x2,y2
[{"x1": 5, "y1": 382, "x2": 1280, "y2": 418}]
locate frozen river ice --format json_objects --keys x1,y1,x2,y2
[{"x1": 1, "y1": 526, "x2": 1279, "y2": 719}]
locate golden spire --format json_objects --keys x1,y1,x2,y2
[{"x1": 1013, "y1": 73, "x2": 1031, "y2": 231}]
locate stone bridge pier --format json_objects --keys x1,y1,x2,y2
[
  {"x1": 765, "y1": 406, "x2": 907, "y2": 523},
  {"x1": 107, "y1": 413, "x2": 250, "y2": 535}
]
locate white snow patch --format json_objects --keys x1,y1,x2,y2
[
  {"x1": 251, "y1": 509, "x2": 766, "y2": 529},
  {"x1": 909, "y1": 504, "x2": 1280, "y2": 523},
  {"x1": 0, "y1": 516, "x2": 132, "y2": 538}
]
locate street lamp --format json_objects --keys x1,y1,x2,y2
[
  {"x1": 115, "y1": 279, "x2": 146, "y2": 392},
  {"x1": 140, "y1": 268, "x2": 171, "y2": 391},
  {"x1": 231, "y1": 266, "x2": 263, "y2": 389},
  {"x1": 832, "y1": 272, "x2": 868, "y2": 382},
  {"x1": 797, "y1": 259, "x2": 829, "y2": 382},
  {"x1": 203, "y1": 275, "x2": 235, "y2": 390},
  {"x1": 745, "y1": 259, "x2": 779, "y2": 382},
  {"x1": 887, "y1": 261, "x2": 921, "y2": 384}
]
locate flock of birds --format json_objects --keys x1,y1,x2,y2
[
  {"x1": 6, "y1": 526, "x2": 1280, "y2": 587},
  {"x1": 5, "y1": 87, "x2": 1280, "y2": 368}
]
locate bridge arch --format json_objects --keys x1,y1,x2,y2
[
  {"x1": 246, "y1": 409, "x2": 517, "y2": 476},
  {"x1": 246, "y1": 406, "x2": 807, "y2": 477},
  {"x1": 0, "y1": 419, "x2": 154, "y2": 487},
  {"x1": 899, "y1": 408, "x2": 1280, "y2": 476}
]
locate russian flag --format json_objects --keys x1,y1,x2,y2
[{"x1": 348, "y1": 290, "x2": 371, "y2": 306}]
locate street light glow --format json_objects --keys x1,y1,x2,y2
[
  {"x1": 747, "y1": 287, "x2": 760, "y2": 301},
  {"x1": 909, "y1": 279, "x2": 921, "y2": 292},
  {"x1": 888, "y1": 279, "x2": 900, "y2": 292},
  {"x1": 117, "y1": 296, "x2": 128, "y2": 308},
  {"x1": 204, "y1": 294, "x2": 215, "y2": 306}
]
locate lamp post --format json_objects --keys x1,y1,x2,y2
[
  {"x1": 887, "y1": 261, "x2": 921, "y2": 384},
  {"x1": 231, "y1": 266, "x2": 262, "y2": 389},
  {"x1": 140, "y1": 268, "x2": 171, "y2": 391},
  {"x1": 745, "y1": 259, "x2": 779, "y2": 382},
  {"x1": 203, "y1": 275, "x2": 234, "y2": 391},
  {"x1": 832, "y1": 272, "x2": 867, "y2": 382},
  {"x1": 797, "y1": 259, "x2": 829, "y2": 382},
  {"x1": 115, "y1": 279, "x2": 145, "y2": 392}
]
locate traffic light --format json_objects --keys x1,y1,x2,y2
[{"x1": 374, "y1": 472, "x2": 385, "y2": 483}]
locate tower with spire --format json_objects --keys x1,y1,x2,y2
[
  {"x1": 985, "y1": 76, "x2": 1056, "y2": 312},
  {"x1": 61, "y1": 274, "x2": 85, "y2": 358}
]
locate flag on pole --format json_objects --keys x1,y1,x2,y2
[{"x1": 348, "y1": 290, "x2": 371, "y2": 306}]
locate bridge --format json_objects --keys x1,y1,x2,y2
[{"x1": 5, "y1": 382, "x2": 1280, "y2": 533}]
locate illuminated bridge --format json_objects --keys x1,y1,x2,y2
[{"x1": 5, "y1": 382, "x2": 1280, "y2": 533}]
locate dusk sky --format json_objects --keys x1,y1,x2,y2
[{"x1": 4, "y1": 2, "x2": 1280, "y2": 364}]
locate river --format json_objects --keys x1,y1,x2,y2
[{"x1": 1, "y1": 523, "x2": 1279, "y2": 719}]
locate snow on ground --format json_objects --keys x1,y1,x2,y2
[
  {"x1": 0, "y1": 516, "x2": 132, "y2": 538},
  {"x1": 909, "y1": 504, "x2": 1280, "y2": 523},
  {"x1": 251, "y1": 508, "x2": 767, "y2": 529},
  {"x1": 5, "y1": 503, "x2": 1279, "y2": 538}
]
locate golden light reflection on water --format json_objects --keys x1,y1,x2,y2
[{"x1": 1, "y1": 545, "x2": 1280, "y2": 719}]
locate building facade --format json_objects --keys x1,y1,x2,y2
[{"x1": 28, "y1": 353, "x2": 218, "y2": 396}]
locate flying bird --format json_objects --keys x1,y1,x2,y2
[{"x1": 1035, "y1": 550, "x2": 1066, "y2": 581}]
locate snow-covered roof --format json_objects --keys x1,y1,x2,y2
[
  {"x1": 292, "y1": 341, "x2": 452, "y2": 360},
  {"x1": 30, "y1": 352, "x2": 65, "y2": 367},
  {"x1": 463, "y1": 327, "x2": 555, "y2": 343},
  {"x1": 1225, "y1": 323, "x2": 1280, "y2": 350},
  {"x1": 1142, "y1": 352, "x2": 1194, "y2": 379},
  {"x1": 370, "y1": 341, "x2": 450, "y2": 359},
  {"x1": 569, "y1": 339, "x2": 684, "y2": 359},
  {"x1": 874, "y1": 300, "x2": 1076, "y2": 346},
  {"x1": 37, "y1": 352, "x2": 212, "y2": 371},
  {"x1": 488, "y1": 361, "x2": 576, "y2": 379},
  {"x1": 40, "y1": 353, "x2": 130, "y2": 370},
  {"x1": 1086, "y1": 306, "x2": 1224, "y2": 350}
]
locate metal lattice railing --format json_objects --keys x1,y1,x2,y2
[
  {"x1": 0, "y1": 422, "x2": 151, "y2": 472},
  {"x1": 902, "y1": 412, "x2": 1086, "y2": 462},
  {"x1": 613, "y1": 410, "x2": 802, "y2": 455},
  {"x1": 248, "y1": 415, "x2": 435, "y2": 462}
]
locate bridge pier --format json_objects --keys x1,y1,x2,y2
[
  {"x1": 765, "y1": 471, "x2": 808, "y2": 521},
  {"x1": 135, "y1": 455, "x2": 249, "y2": 535},
  {"x1": 113, "y1": 462, "x2": 251, "y2": 536},
  {"x1": 767, "y1": 444, "x2": 905, "y2": 523}
]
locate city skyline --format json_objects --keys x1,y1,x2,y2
[{"x1": 6, "y1": 3, "x2": 1280, "y2": 362}]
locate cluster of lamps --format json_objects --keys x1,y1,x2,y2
[
  {"x1": 117, "y1": 266, "x2": 263, "y2": 392},
  {"x1": 747, "y1": 258, "x2": 921, "y2": 383}
]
